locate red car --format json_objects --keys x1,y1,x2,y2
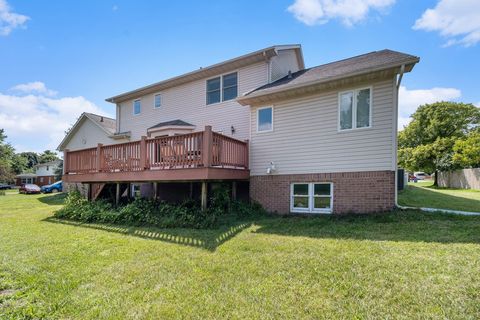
[{"x1": 19, "y1": 184, "x2": 41, "y2": 194}]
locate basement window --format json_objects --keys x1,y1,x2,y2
[{"x1": 290, "y1": 183, "x2": 333, "y2": 214}]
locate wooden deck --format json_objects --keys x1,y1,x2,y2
[{"x1": 63, "y1": 126, "x2": 250, "y2": 183}]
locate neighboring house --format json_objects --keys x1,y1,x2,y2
[
  {"x1": 15, "y1": 160, "x2": 62, "y2": 187},
  {"x1": 57, "y1": 112, "x2": 128, "y2": 152},
  {"x1": 61, "y1": 45, "x2": 419, "y2": 214}
]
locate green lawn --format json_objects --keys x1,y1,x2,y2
[
  {"x1": 1, "y1": 192, "x2": 480, "y2": 319},
  {"x1": 399, "y1": 180, "x2": 480, "y2": 212}
]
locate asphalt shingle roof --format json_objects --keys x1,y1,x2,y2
[
  {"x1": 148, "y1": 120, "x2": 194, "y2": 129},
  {"x1": 246, "y1": 49, "x2": 419, "y2": 97}
]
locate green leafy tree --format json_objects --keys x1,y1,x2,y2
[
  {"x1": 54, "y1": 161, "x2": 63, "y2": 181},
  {"x1": 398, "y1": 102, "x2": 480, "y2": 185},
  {"x1": 19, "y1": 151, "x2": 39, "y2": 168},
  {"x1": 452, "y1": 130, "x2": 480, "y2": 168},
  {"x1": 10, "y1": 154, "x2": 29, "y2": 174},
  {"x1": 0, "y1": 129, "x2": 16, "y2": 183},
  {"x1": 38, "y1": 150, "x2": 59, "y2": 163}
]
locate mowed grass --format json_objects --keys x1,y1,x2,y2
[
  {"x1": 1, "y1": 192, "x2": 480, "y2": 319},
  {"x1": 399, "y1": 180, "x2": 480, "y2": 212}
]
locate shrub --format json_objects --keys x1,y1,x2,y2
[
  {"x1": 54, "y1": 187, "x2": 267, "y2": 229},
  {"x1": 0, "y1": 190, "x2": 5, "y2": 196}
]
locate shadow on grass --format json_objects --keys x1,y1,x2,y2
[
  {"x1": 254, "y1": 210, "x2": 480, "y2": 244},
  {"x1": 43, "y1": 216, "x2": 252, "y2": 251},
  {"x1": 44, "y1": 210, "x2": 480, "y2": 250},
  {"x1": 399, "y1": 184, "x2": 480, "y2": 212},
  {"x1": 37, "y1": 193, "x2": 67, "y2": 206}
]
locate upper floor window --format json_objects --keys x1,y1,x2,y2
[
  {"x1": 206, "y1": 72, "x2": 238, "y2": 105},
  {"x1": 133, "y1": 99, "x2": 141, "y2": 115},
  {"x1": 222, "y1": 72, "x2": 238, "y2": 101},
  {"x1": 339, "y1": 87, "x2": 371, "y2": 130},
  {"x1": 257, "y1": 106, "x2": 273, "y2": 132},
  {"x1": 154, "y1": 94, "x2": 161, "y2": 108}
]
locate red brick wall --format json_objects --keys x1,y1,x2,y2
[{"x1": 250, "y1": 170, "x2": 395, "y2": 214}]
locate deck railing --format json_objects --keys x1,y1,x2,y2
[{"x1": 64, "y1": 126, "x2": 249, "y2": 175}]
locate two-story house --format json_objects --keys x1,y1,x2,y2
[
  {"x1": 61, "y1": 45, "x2": 419, "y2": 214},
  {"x1": 16, "y1": 160, "x2": 62, "y2": 187}
]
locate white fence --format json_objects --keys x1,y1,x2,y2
[{"x1": 437, "y1": 168, "x2": 480, "y2": 189}]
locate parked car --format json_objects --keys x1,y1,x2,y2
[
  {"x1": 19, "y1": 184, "x2": 41, "y2": 194},
  {"x1": 408, "y1": 173, "x2": 417, "y2": 182},
  {"x1": 0, "y1": 183, "x2": 13, "y2": 190},
  {"x1": 41, "y1": 181, "x2": 62, "y2": 193},
  {"x1": 414, "y1": 172, "x2": 427, "y2": 180}
]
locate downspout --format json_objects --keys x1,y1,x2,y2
[{"x1": 394, "y1": 65, "x2": 405, "y2": 208}]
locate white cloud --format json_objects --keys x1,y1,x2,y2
[
  {"x1": 413, "y1": 0, "x2": 480, "y2": 47},
  {"x1": 398, "y1": 86, "x2": 462, "y2": 129},
  {"x1": 10, "y1": 81, "x2": 58, "y2": 97},
  {"x1": 0, "y1": 0, "x2": 29, "y2": 36},
  {"x1": 0, "y1": 84, "x2": 111, "y2": 152},
  {"x1": 287, "y1": 0, "x2": 395, "y2": 26}
]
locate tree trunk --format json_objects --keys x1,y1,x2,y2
[{"x1": 434, "y1": 170, "x2": 438, "y2": 186}]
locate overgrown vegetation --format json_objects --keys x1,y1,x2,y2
[{"x1": 54, "y1": 187, "x2": 266, "y2": 229}]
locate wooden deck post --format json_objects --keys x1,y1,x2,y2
[
  {"x1": 244, "y1": 139, "x2": 249, "y2": 169},
  {"x1": 202, "y1": 126, "x2": 213, "y2": 168},
  {"x1": 153, "y1": 182, "x2": 158, "y2": 200},
  {"x1": 115, "y1": 183, "x2": 120, "y2": 206},
  {"x1": 201, "y1": 181, "x2": 208, "y2": 211},
  {"x1": 96, "y1": 143, "x2": 103, "y2": 172},
  {"x1": 63, "y1": 149, "x2": 69, "y2": 174},
  {"x1": 140, "y1": 136, "x2": 147, "y2": 170}
]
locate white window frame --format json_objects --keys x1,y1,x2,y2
[
  {"x1": 154, "y1": 93, "x2": 161, "y2": 109},
  {"x1": 338, "y1": 86, "x2": 372, "y2": 131},
  {"x1": 206, "y1": 71, "x2": 239, "y2": 105},
  {"x1": 133, "y1": 99, "x2": 141, "y2": 115},
  {"x1": 290, "y1": 182, "x2": 333, "y2": 214},
  {"x1": 257, "y1": 106, "x2": 274, "y2": 133}
]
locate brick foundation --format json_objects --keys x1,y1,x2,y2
[{"x1": 250, "y1": 170, "x2": 395, "y2": 214}]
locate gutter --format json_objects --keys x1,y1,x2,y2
[{"x1": 394, "y1": 64, "x2": 405, "y2": 209}]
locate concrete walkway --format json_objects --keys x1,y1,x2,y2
[{"x1": 398, "y1": 205, "x2": 480, "y2": 216}]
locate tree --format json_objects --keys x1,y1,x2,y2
[
  {"x1": 19, "y1": 152, "x2": 39, "y2": 168},
  {"x1": 398, "y1": 102, "x2": 480, "y2": 185},
  {"x1": 10, "y1": 153, "x2": 29, "y2": 174},
  {"x1": 452, "y1": 130, "x2": 480, "y2": 168},
  {"x1": 0, "y1": 129, "x2": 15, "y2": 183},
  {"x1": 38, "y1": 150, "x2": 59, "y2": 163},
  {"x1": 54, "y1": 161, "x2": 63, "y2": 181}
]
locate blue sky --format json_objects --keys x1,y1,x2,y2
[{"x1": 0, "y1": 0, "x2": 479, "y2": 152}]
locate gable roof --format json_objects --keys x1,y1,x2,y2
[
  {"x1": 57, "y1": 113, "x2": 116, "y2": 151},
  {"x1": 106, "y1": 45, "x2": 304, "y2": 104},
  {"x1": 148, "y1": 120, "x2": 195, "y2": 130},
  {"x1": 34, "y1": 160, "x2": 62, "y2": 168},
  {"x1": 237, "y1": 49, "x2": 419, "y2": 106}
]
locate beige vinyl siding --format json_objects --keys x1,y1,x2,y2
[
  {"x1": 270, "y1": 49, "x2": 301, "y2": 82},
  {"x1": 118, "y1": 62, "x2": 269, "y2": 141},
  {"x1": 63, "y1": 119, "x2": 121, "y2": 151},
  {"x1": 249, "y1": 78, "x2": 396, "y2": 176}
]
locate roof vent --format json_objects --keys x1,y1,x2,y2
[{"x1": 287, "y1": 70, "x2": 292, "y2": 79}]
